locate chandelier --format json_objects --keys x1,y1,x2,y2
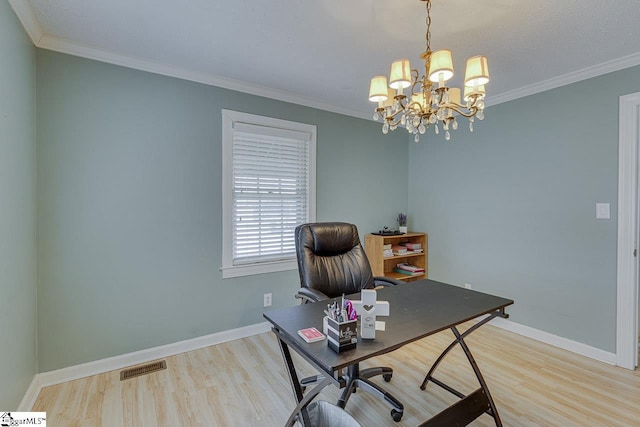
[{"x1": 368, "y1": 0, "x2": 489, "y2": 142}]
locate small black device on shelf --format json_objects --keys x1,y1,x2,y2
[{"x1": 372, "y1": 226, "x2": 405, "y2": 236}]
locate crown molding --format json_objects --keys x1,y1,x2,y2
[
  {"x1": 8, "y1": 0, "x2": 44, "y2": 45},
  {"x1": 10, "y1": 1, "x2": 640, "y2": 120},
  {"x1": 488, "y1": 52, "x2": 640, "y2": 107},
  {"x1": 36, "y1": 33, "x2": 371, "y2": 121},
  {"x1": 8, "y1": 0, "x2": 369, "y2": 121}
]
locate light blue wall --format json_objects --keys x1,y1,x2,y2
[
  {"x1": 28, "y1": 21, "x2": 639, "y2": 372},
  {"x1": 409, "y1": 66, "x2": 640, "y2": 352},
  {"x1": 36, "y1": 50, "x2": 408, "y2": 371},
  {"x1": 0, "y1": 3, "x2": 37, "y2": 408}
]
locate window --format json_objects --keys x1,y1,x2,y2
[{"x1": 221, "y1": 110, "x2": 316, "y2": 278}]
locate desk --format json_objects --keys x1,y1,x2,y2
[{"x1": 263, "y1": 279, "x2": 513, "y2": 426}]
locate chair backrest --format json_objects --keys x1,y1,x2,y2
[{"x1": 295, "y1": 222, "x2": 374, "y2": 298}]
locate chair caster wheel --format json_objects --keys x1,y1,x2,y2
[
  {"x1": 391, "y1": 409, "x2": 403, "y2": 422},
  {"x1": 383, "y1": 373, "x2": 392, "y2": 382}
]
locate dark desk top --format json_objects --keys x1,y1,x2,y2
[{"x1": 263, "y1": 279, "x2": 513, "y2": 374}]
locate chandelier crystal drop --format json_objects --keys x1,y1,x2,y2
[{"x1": 368, "y1": 0, "x2": 489, "y2": 142}]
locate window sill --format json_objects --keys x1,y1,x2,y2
[{"x1": 221, "y1": 259, "x2": 298, "y2": 278}]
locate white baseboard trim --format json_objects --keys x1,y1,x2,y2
[
  {"x1": 17, "y1": 375, "x2": 41, "y2": 411},
  {"x1": 20, "y1": 316, "x2": 618, "y2": 409},
  {"x1": 487, "y1": 316, "x2": 616, "y2": 365},
  {"x1": 37, "y1": 321, "x2": 271, "y2": 389}
]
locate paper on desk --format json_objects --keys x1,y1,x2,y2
[{"x1": 375, "y1": 321, "x2": 386, "y2": 331}]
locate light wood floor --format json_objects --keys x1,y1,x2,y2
[{"x1": 32, "y1": 324, "x2": 640, "y2": 426}]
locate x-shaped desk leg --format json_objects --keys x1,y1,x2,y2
[
  {"x1": 419, "y1": 312, "x2": 505, "y2": 427},
  {"x1": 276, "y1": 333, "x2": 334, "y2": 427}
]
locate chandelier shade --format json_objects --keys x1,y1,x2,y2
[
  {"x1": 411, "y1": 92, "x2": 428, "y2": 110},
  {"x1": 464, "y1": 55, "x2": 490, "y2": 87},
  {"x1": 368, "y1": 76, "x2": 389, "y2": 102},
  {"x1": 389, "y1": 59, "x2": 412, "y2": 90},
  {"x1": 448, "y1": 87, "x2": 461, "y2": 106},
  {"x1": 428, "y1": 49, "x2": 454, "y2": 83},
  {"x1": 367, "y1": 0, "x2": 490, "y2": 141}
]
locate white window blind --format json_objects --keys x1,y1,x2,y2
[
  {"x1": 232, "y1": 123, "x2": 310, "y2": 264},
  {"x1": 221, "y1": 110, "x2": 316, "y2": 278}
]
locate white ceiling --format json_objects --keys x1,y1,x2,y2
[{"x1": 10, "y1": 0, "x2": 640, "y2": 119}]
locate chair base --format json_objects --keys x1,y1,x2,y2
[{"x1": 301, "y1": 364, "x2": 404, "y2": 422}]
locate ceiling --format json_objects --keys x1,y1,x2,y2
[{"x1": 10, "y1": 0, "x2": 640, "y2": 120}]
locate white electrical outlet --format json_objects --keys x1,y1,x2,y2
[
  {"x1": 264, "y1": 293, "x2": 272, "y2": 307},
  {"x1": 464, "y1": 283, "x2": 472, "y2": 290},
  {"x1": 596, "y1": 202, "x2": 610, "y2": 219}
]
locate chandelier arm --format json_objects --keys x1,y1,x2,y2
[
  {"x1": 410, "y1": 82, "x2": 420, "y2": 97},
  {"x1": 444, "y1": 104, "x2": 479, "y2": 118},
  {"x1": 394, "y1": 96, "x2": 411, "y2": 113},
  {"x1": 410, "y1": 69, "x2": 420, "y2": 88},
  {"x1": 409, "y1": 101, "x2": 431, "y2": 117},
  {"x1": 383, "y1": 108, "x2": 406, "y2": 124},
  {"x1": 407, "y1": 100, "x2": 420, "y2": 111},
  {"x1": 409, "y1": 74, "x2": 426, "y2": 97},
  {"x1": 385, "y1": 116, "x2": 402, "y2": 127}
]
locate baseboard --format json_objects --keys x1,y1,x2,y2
[
  {"x1": 487, "y1": 316, "x2": 616, "y2": 365},
  {"x1": 37, "y1": 321, "x2": 271, "y2": 389},
  {"x1": 21, "y1": 316, "x2": 618, "y2": 409},
  {"x1": 17, "y1": 375, "x2": 41, "y2": 411}
]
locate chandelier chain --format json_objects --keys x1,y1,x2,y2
[{"x1": 425, "y1": 1, "x2": 431, "y2": 52}]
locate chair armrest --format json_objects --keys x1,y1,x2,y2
[
  {"x1": 295, "y1": 287, "x2": 330, "y2": 304},
  {"x1": 373, "y1": 276, "x2": 404, "y2": 287}
]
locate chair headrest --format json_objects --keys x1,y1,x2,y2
[
  {"x1": 305, "y1": 222, "x2": 360, "y2": 255},
  {"x1": 294, "y1": 222, "x2": 374, "y2": 297}
]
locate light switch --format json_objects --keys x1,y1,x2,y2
[{"x1": 596, "y1": 203, "x2": 610, "y2": 219}]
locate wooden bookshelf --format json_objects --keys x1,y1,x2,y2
[{"x1": 364, "y1": 232, "x2": 427, "y2": 282}]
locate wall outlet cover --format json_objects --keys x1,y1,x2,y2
[{"x1": 596, "y1": 203, "x2": 610, "y2": 219}]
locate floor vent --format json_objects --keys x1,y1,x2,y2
[{"x1": 120, "y1": 360, "x2": 167, "y2": 381}]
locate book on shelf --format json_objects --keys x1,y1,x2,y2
[
  {"x1": 392, "y1": 245, "x2": 408, "y2": 255},
  {"x1": 401, "y1": 242, "x2": 422, "y2": 251},
  {"x1": 381, "y1": 243, "x2": 395, "y2": 257},
  {"x1": 298, "y1": 327, "x2": 326, "y2": 343},
  {"x1": 393, "y1": 267, "x2": 424, "y2": 276},
  {"x1": 396, "y1": 262, "x2": 425, "y2": 273}
]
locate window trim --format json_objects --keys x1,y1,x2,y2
[{"x1": 221, "y1": 110, "x2": 316, "y2": 278}]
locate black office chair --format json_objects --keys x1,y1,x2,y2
[{"x1": 294, "y1": 222, "x2": 404, "y2": 422}]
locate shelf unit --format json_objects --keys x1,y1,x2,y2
[{"x1": 364, "y1": 232, "x2": 428, "y2": 282}]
